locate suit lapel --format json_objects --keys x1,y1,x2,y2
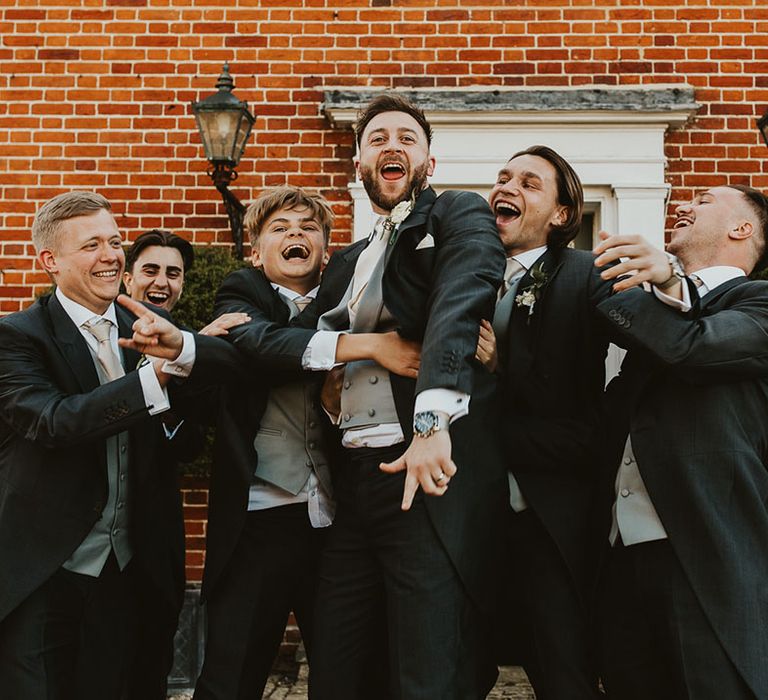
[
  {"x1": 506, "y1": 248, "x2": 565, "y2": 372},
  {"x1": 47, "y1": 293, "x2": 101, "y2": 392},
  {"x1": 698, "y1": 275, "x2": 746, "y2": 312},
  {"x1": 116, "y1": 304, "x2": 141, "y2": 372},
  {"x1": 384, "y1": 186, "x2": 437, "y2": 268}
]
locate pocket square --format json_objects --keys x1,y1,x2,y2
[{"x1": 415, "y1": 233, "x2": 435, "y2": 250}]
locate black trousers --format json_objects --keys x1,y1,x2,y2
[
  {"x1": 598, "y1": 539, "x2": 755, "y2": 700},
  {"x1": 309, "y1": 445, "x2": 496, "y2": 700},
  {"x1": 125, "y1": 578, "x2": 182, "y2": 700},
  {"x1": 497, "y1": 508, "x2": 602, "y2": 700},
  {"x1": 0, "y1": 553, "x2": 138, "y2": 700},
  {"x1": 193, "y1": 503, "x2": 326, "y2": 700}
]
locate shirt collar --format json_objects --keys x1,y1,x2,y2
[
  {"x1": 691, "y1": 266, "x2": 745, "y2": 295},
  {"x1": 270, "y1": 282, "x2": 319, "y2": 301},
  {"x1": 511, "y1": 245, "x2": 548, "y2": 271},
  {"x1": 55, "y1": 287, "x2": 118, "y2": 329}
]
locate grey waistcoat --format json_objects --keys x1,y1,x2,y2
[
  {"x1": 63, "y1": 356, "x2": 132, "y2": 576},
  {"x1": 252, "y1": 294, "x2": 332, "y2": 495}
]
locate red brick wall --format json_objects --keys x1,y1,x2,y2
[
  {"x1": 2, "y1": 1, "x2": 768, "y2": 315},
  {"x1": 2, "y1": 0, "x2": 768, "y2": 579}
]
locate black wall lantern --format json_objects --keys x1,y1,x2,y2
[{"x1": 191, "y1": 63, "x2": 255, "y2": 257}]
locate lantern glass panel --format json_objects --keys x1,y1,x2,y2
[
  {"x1": 233, "y1": 113, "x2": 254, "y2": 163},
  {"x1": 196, "y1": 109, "x2": 241, "y2": 163}
]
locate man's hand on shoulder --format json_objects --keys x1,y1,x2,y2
[
  {"x1": 380, "y1": 422, "x2": 457, "y2": 511},
  {"x1": 593, "y1": 230, "x2": 683, "y2": 298}
]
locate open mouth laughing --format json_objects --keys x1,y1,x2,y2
[
  {"x1": 673, "y1": 215, "x2": 693, "y2": 229},
  {"x1": 380, "y1": 160, "x2": 406, "y2": 181},
  {"x1": 494, "y1": 200, "x2": 521, "y2": 223},
  {"x1": 282, "y1": 243, "x2": 311, "y2": 261},
  {"x1": 145, "y1": 290, "x2": 170, "y2": 306}
]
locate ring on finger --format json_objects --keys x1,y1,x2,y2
[{"x1": 434, "y1": 471, "x2": 446, "y2": 484}]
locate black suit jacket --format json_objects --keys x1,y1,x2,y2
[
  {"x1": 497, "y1": 247, "x2": 612, "y2": 598},
  {"x1": 0, "y1": 293, "x2": 239, "y2": 622},
  {"x1": 219, "y1": 187, "x2": 508, "y2": 608},
  {"x1": 200, "y1": 268, "x2": 335, "y2": 600},
  {"x1": 596, "y1": 277, "x2": 768, "y2": 698}
]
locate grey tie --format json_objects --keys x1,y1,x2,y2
[
  {"x1": 84, "y1": 318, "x2": 125, "y2": 382},
  {"x1": 294, "y1": 296, "x2": 312, "y2": 311},
  {"x1": 492, "y1": 261, "x2": 527, "y2": 355},
  {"x1": 353, "y1": 222, "x2": 392, "y2": 333}
]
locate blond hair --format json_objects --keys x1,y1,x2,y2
[
  {"x1": 245, "y1": 187, "x2": 334, "y2": 248},
  {"x1": 32, "y1": 191, "x2": 112, "y2": 253}
]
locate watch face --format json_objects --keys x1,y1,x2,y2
[{"x1": 414, "y1": 411, "x2": 437, "y2": 434}]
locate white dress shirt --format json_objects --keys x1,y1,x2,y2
[{"x1": 55, "y1": 288, "x2": 172, "y2": 415}]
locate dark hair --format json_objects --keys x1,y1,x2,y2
[
  {"x1": 125, "y1": 229, "x2": 194, "y2": 273},
  {"x1": 354, "y1": 93, "x2": 433, "y2": 147},
  {"x1": 508, "y1": 145, "x2": 584, "y2": 249},
  {"x1": 728, "y1": 185, "x2": 768, "y2": 274},
  {"x1": 244, "y1": 186, "x2": 334, "y2": 248}
]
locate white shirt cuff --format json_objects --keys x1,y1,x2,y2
[
  {"x1": 138, "y1": 361, "x2": 170, "y2": 416},
  {"x1": 652, "y1": 281, "x2": 692, "y2": 312},
  {"x1": 162, "y1": 331, "x2": 195, "y2": 378},
  {"x1": 415, "y1": 389, "x2": 470, "y2": 424},
  {"x1": 302, "y1": 330, "x2": 342, "y2": 370},
  {"x1": 163, "y1": 418, "x2": 185, "y2": 440}
]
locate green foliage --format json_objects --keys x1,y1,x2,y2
[
  {"x1": 173, "y1": 245, "x2": 247, "y2": 477},
  {"x1": 172, "y1": 245, "x2": 247, "y2": 331}
]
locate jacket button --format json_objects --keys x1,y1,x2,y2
[
  {"x1": 343, "y1": 414, "x2": 351, "y2": 422},
  {"x1": 369, "y1": 376, "x2": 378, "y2": 384},
  {"x1": 344, "y1": 381, "x2": 351, "y2": 389},
  {"x1": 368, "y1": 408, "x2": 376, "y2": 417}
]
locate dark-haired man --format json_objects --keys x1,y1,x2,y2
[
  {"x1": 477, "y1": 146, "x2": 608, "y2": 699},
  {"x1": 124, "y1": 228, "x2": 194, "y2": 312},
  {"x1": 593, "y1": 184, "x2": 768, "y2": 699},
  {"x1": 297, "y1": 94, "x2": 506, "y2": 699}
]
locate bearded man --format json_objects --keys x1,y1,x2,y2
[{"x1": 296, "y1": 94, "x2": 506, "y2": 699}]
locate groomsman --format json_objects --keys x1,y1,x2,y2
[
  {"x1": 193, "y1": 187, "x2": 338, "y2": 699},
  {"x1": 477, "y1": 146, "x2": 608, "y2": 699},
  {"x1": 593, "y1": 185, "x2": 768, "y2": 699},
  {"x1": 297, "y1": 94, "x2": 506, "y2": 699},
  {"x1": 123, "y1": 228, "x2": 248, "y2": 700},
  {"x1": 0, "y1": 192, "x2": 239, "y2": 699}
]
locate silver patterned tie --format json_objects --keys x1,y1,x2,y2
[{"x1": 83, "y1": 318, "x2": 125, "y2": 382}]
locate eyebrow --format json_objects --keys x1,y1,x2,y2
[
  {"x1": 140, "y1": 263, "x2": 182, "y2": 273},
  {"x1": 368, "y1": 126, "x2": 419, "y2": 138},
  {"x1": 496, "y1": 169, "x2": 544, "y2": 181},
  {"x1": 268, "y1": 217, "x2": 320, "y2": 225}
]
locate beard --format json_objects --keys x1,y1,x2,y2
[{"x1": 360, "y1": 157, "x2": 431, "y2": 213}]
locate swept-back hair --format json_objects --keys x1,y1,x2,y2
[{"x1": 508, "y1": 145, "x2": 584, "y2": 249}]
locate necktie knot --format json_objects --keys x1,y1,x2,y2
[
  {"x1": 294, "y1": 296, "x2": 312, "y2": 312},
  {"x1": 499, "y1": 258, "x2": 526, "y2": 299},
  {"x1": 84, "y1": 318, "x2": 113, "y2": 343},
  {"x1": 83, "y1": 318, "x2": 124, "y2": 382}
]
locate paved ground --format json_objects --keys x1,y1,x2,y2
[{"x1": 171, "y1": 664, "x2": 535, "y2": 699}]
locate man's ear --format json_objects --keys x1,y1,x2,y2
[
  {"x1": 353, "y1": 156, "x2": 362, "y2": 181},
  {"x1": 426, "y1": 155, "x2": 436, "y2": 178},
  {"x1": 38, "y1": 249, "x2": 57, "y2": 275},
  {"x1": 123, "y1": 271, "x2": 133, "y2": 296},
  {"x1": 729, "y1": 220, "x2": 754, "y2": 241},
  {"x1": 250, "y1": 249, "x2": 262, "y2": 269},
  {"x1": 551, "y1": 205, "x2": 569, "y2": 228}
]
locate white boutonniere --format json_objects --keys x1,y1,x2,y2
[
  {"x1": 384, "y1": 196, "x2": 415, "y2": 245},
  {"x1": 514, "y1": 261, "x2": 549, "y2": 322}
]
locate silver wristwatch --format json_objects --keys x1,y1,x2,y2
[
  {"x1": 413, "y1": 411, "x2": 449, "y2": 439},
  {"x1": 656, "y1": 253, "x2": 686, "y2": 291}
]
